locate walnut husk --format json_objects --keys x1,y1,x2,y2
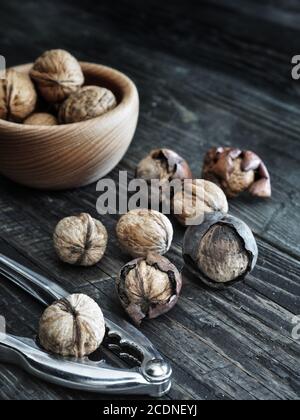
[
  {"x1": 116, "y1": 209, "x2": 173, "y2": 258},
  {"x1": 136, "y1": 149, "x2": 192, "y2": 204},
  {"x1": 117, "y1": 253, "x2": 182, "y2": 325},
  {"x1": 30, "y1": 49, "x2": 84, "y2": 103},
  {"x1": 0, "y1": 69, "x2": 37, "y2": 122},
  {"x1": 173, "y1": 179, "x2": 228, "y2": 226},
  {"x1": 53, "y1": 213, "x2": 108, "y2": 266},
  {"x1": 183, "y1": 213, "x2": 258, "y2": 288},
  {"x1": 59, "y1": 86, "x2": 117, "y2": 124},
  {"x1": 203, "y1": 147, "x2": 271, "y2": 198},
  {"x1": 39, "y1": 294, "x2": 105, "y2": 358},
  {"x1": 24, "y1": 112, "x2": 58, "y2": 126}
]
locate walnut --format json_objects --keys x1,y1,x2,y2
[
  {"x1": 24, "y1": 112, "x2": 58, "y2": 126},
  {"x1": 116, "y1": 209, "x2": 173, "y2": 258},
  {"x1": 203, "y1": 147, "x2": 271, "y2": 198},
  {"x1": 30, "y1": 49, "x2": 84, "y2": 103},
  {"x1": 59, "y1": 86, "x2": 117, "y2": 124},
  {"x1": 0, "y1": 69, "x2": 37, "y2": 122},
  {"x1": 173, "y1": 179, "x2": 228, "y2": 226},
  {"x1": 53, "y1": 213, "x2": 108, "y2": 266},
  {"x1": 39, "y1": 294, "x2": 105, "y2": 357},
  {"x1": 183, "y1": 213, "x2": 258, "y2": 288},
  {"x1": 136, "y1": 149, "x2": 192, "y2": 204},
  {"x1": 117, "y1": 253, "x2": 182, "y2": 325}
]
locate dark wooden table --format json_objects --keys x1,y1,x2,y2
[{"x1": 0, "y1": 0, "x2": 299, "y2": 400}]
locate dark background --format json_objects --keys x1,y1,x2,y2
[{"x1": 0, "y1": 0, "x2": 299, "y2": 400}]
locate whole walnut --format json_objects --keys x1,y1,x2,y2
[
  {"x1": 203, "y1": 147, "x2": 271, "y2": 198},
  {"x1": 30, "y1": 49, "x2": 84, "y2": 103},
  {"x1": 116, "y1": 209, "x2": 173, "y2": 258},
  {"x1": 117, "y1": 253, "x2": 182, "y2": 325},
  {"x1": 59, "y1": 86, "x2": 117, "y2": 124},
  {"x1": 136, "y1": 149, "x2": 192, "y2": 204},
  {"x1": 53, "y1": 213, "x2": 108, "y2": 266},
  {"x1": 183, "y1": 213, "x2": 258, "y2": 288},
  {"x1": 173, "y1": 179, "x2": 228, "y2": 226},
  {"x1": 24, "y1": 112, "x2": 58, "y2": 126},
  {"x1": 39, "y1": 294, "x2": 105, "y2": 358},
  {"x1": 0, "y1": 69, "x2": 37, "y2": 122}
]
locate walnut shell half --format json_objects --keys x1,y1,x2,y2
[
  {"x1": 53, "y1": 213, "x2": 108, "y2": 266},
  {"x1": 30, "y1": 49, "x2": 84, "y2": 103},
  {"x1": 0, "y1": 69, "x2": 37, "y2": 122},
  {"x1": 39, "y1": 294, "x2": 105, "y2": 358},
  {"x1": 59, "y1": 86, "x2": 117, "y2": 124}
]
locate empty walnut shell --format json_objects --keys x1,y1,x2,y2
[
  {"x1": 173, "y1": 179, "x2": 228, "y2": 226},
  {"x1": 136, "y1": 149, "x2": 192, "y2": 204},
  {"x1": 116, "y1": 209, "x2": 173, "y2": 258},
  {"x1": 24, "y1": 112, "x2": 58, "y2": 126},
  {"x1": 39, "y1": 294, "x2": 105, "y2": 358},
  {"x1": 30, "y1": 49, "x2": 84, "y2": 103},
  {"x1": 0, "y1": 69, "x2": 37, "y2": 122},
  {"x1": 203, "y1": 147, "x2": 271, "y2": 198},
  {"x1": 117, "y1": 253, "x2": 182, "y2": 325},
  {"x1": 183, "y1": 213, "x2": 258, "y2": 288},
  {"x1": 59, "y1": 86, "x2": 117, "y2": 124},
  {"x1": 53, "y1": 213, "x2": 108, "y2": 266}
]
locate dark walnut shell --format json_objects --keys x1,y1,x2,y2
[
  {"x1": 53, "y1": 213, "x2": 108, "y2": 266},
  {"x1": 39, "y1": 293, "x2": 105, "y2": 358},
  {"x1": 202, "y1": 147, "x2": 271, "y2": 198},
  {"x1": 136, "y1": 149, "x2": 192, "y2": 204},
  {"x1": 30, "y1": 49, "x2": 84, "y2": 103},
  {"x1": 183, "y1": 213, "x2": 258, "y2": 289},
  {"x1": 59, "y1": 86, "x2": 117, "y2": 124},
  {"x1": 117, "y1": 253, "x2": 182, "y2": 325},
  {"x1": 0, "y1": 69, "x2": 37, "y2": 122}
]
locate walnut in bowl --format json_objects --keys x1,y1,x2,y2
[{"x1": 59, "y1": 86, "x2": 117, "y2": 124}]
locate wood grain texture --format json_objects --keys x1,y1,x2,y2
[
  {"x1": 0, "y1": 63, "x2": 139, "y2": 190},
  {"x1": 0, "y1": 0, "x2": 299, "y2": 401}
]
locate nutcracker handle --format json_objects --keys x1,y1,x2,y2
[{"x1": 0, "y1": 253, "x2": 68, "y2": 305}]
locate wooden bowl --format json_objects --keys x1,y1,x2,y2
[{"x1": 0, "y1": 62, "x2": 139, "y2": 190}]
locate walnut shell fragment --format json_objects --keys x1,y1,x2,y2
[
  {"x1": 183, "y1": 213, "x2": 258, "y2": 289},
  {"x1": 116, "y1": 209, "x2": 173, "y2": 258},
  {"x1": 30, "y1": 49, "x2": 84, "y2": 103},
  {"x1": 39, "y1": 294, "x2": 105, "y2": 358},
  {"x1": 59, "y1": 86, "x2": 117, "y2": 124},
  {"x1": 203, "y1": 147, "x2": 271, "y2": 198},
  {"x1": 117, "y1": 253, "x2": 182, "y2": 325},
  {"x1": 24, "y1": 112, "x2": 58, "y2": 126},
  {"x1": 53, "y1": 213, "x2": 108, "y2": 266},
  {"x1": 0, "y1": 69, "x2": 37, "y2": 122}
]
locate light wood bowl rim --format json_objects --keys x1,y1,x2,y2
[{"x1": 0, "y1": 61, "x2": 137, "y2": 130}]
